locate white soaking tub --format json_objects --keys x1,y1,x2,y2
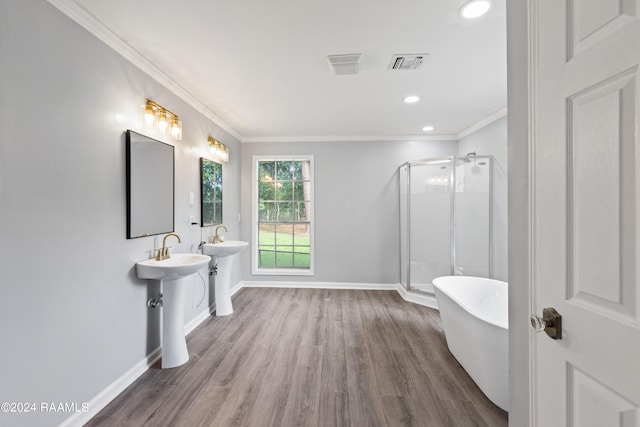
[{"x1": 432, "y1": 276, "x2": 508, "y2": 411}]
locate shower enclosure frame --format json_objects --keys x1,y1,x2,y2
[{"x1": 399, "y1": 155, "x2": 494, "y2": 294}]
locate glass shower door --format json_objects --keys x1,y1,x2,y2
[
  {"x1": 407, "y1": 159, "x2": 453, "y2": 294},
  {"x1": 454, "y1": 156, "x2": 492, "y2": 278}
]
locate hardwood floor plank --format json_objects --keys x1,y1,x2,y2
[
  {"x1": 317, "y1": 392, "x2": 351, "y2": 427},
  {"x1": 280, "y1": 344, "x2": 323, "y2": 426},
  {"x1": 88, "y1": 288, "x2": 507, "y2": 427}
]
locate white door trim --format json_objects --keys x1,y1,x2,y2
[{"x1": 507, "y1": 0, "x2": 537, "y2": 425}]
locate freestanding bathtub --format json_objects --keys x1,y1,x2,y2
[{"x1": 432, "y1": 276, "x2": 508, "y2": 411}]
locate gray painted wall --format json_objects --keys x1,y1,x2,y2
[
  {"x1": 240, "y1": 140, "x2": 458, "y2": 284},
  {"x1": 240, "y1": 120, "x2": 507, "y2": 286},
  {"x1": 0, "y1": 2, "x2": 241, "y2": 426},
  {"x1": 458, "y1": 116, "x2": 508, "y2": 281}
]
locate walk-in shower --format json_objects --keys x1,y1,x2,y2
[{"x1": 399, "y1": 154, "x2": 493, "y2": 294}]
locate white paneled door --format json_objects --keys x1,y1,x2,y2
[{"x1": 531, "y1": 0, "x2": 640, "y2": 425}]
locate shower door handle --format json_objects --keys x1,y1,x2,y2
[{"x1": 530, "y1": 307, "x2": 562, "y2": 340}]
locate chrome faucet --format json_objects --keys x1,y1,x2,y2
[
  {"x1": 156, "y1": 233, "x2": 181, "y2": 260},
  {"x1": 212, "y1": 225, "x2": 227, "y2": 244}
]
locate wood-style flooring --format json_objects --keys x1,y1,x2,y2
[{"x1": 87, "y1": 288, "x2": 508, "y2": 426}]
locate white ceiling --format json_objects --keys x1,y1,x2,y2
[{"x1": 64, "y1": 0, "x2": 506, "y2": 141}]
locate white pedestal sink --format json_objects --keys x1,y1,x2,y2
[
  {"x1": 202, "y1": 241, "x2": 248, "y2": 316},
  {"x1": 137, "y1": 253, "x2": 210, "y2": 368}
]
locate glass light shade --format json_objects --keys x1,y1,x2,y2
[
  {"x1": 460, "y1": 0, "x2": 490, "y2": 19},
  {"x1": 157, "y1": 111, "x2": 168, "y2": 132},
  {"x1": 143, "y1": 105, "x2": 156, "y2": 126},
  {"x1": 208, "y1": 137, "x2": 229, "y2": 162},
  {"x1": 170, "y1": 118, "x2": 182, "y2": 140}
]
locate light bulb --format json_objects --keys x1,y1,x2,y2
[
  {"x1": 170, "y1": 117, "x2": 181, "y2": 139},
  {"x1": 143, "y1": 105, "x2": 155, "y2": 126},
  {"x1": 157, "y1": 111, "x2": 168, "y2": 132},
  {"x1": 403, "y1": 95, "x2": 420, "y2": 104},
  {"x1": 422, "y1": 125, "x2": 435, "y2": 132}
]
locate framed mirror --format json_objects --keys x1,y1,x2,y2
[
  {"x1": 200, "y1": 158, "x2": 222, "y2": 226},
  {"x1": 126, "y1": 130, "x2": 175, "y2": 238}
]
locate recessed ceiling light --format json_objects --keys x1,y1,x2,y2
[
  {"x1": 404, "y1": 95, "x2": 420, "y2": 104},
  {"x1": 460, "y1": 0, "x2": 491, "y2": 19},
  {"x1": 422, "y1": 126, "x2": 435, "y2": 132}
]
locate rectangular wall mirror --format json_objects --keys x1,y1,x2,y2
[
  {"x1": 200, "y1": 158, "x2": 222, "y2": 226},
  {"x1": 126, "y1": 130, "x2": 175, "y2": 238}
]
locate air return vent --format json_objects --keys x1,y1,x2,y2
[
  {"x1": 327, "y1": 54, "x2": 362, "y2": 75},
  {"x1": 388, "y1": 54, "x2": 428, "y2": 70}
]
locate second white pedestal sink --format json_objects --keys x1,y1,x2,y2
[
  {"x1": 137, "y1": 253, "x2": 210, "y2": 368},
  {"x1": 202, "y1": 241, "x2": 248, "y2": 316}
]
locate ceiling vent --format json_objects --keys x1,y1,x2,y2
[
  {"x1": 327, "y1": 54, "x2": 362, "y2": 75},
  {"x1": 388, "y1": 54, "x2": 428, "y2": 71}
]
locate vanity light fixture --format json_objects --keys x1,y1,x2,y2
[
  {"x1": 208, "y1": 137, "x2": 229, "y2": 163},
  {"x1": 460, "y1": 0, "x2": 491, "y2": 19},
  {"x1": 142, "y1": 99, "x2": 182, "y2": 140},
  {"x1": 403, "y1": 95, "x2": 420, "y2": 104}
]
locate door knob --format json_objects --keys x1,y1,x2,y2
[{"x1": 530, "y1": 307, "x2": 562, "y2": 339}]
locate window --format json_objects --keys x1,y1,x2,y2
[{"x1": 252, "y1": 156, "x2": 314, "y2": 275}]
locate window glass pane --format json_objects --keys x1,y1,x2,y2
[
  {"x1": 259, "y1": 202, "x2": 276, "y2": 222},
  {"x1": 293, "y1": 181, "x2": 303, "y2": 201},
  {"x1": 276, "y1": 248, "x2": 294, "y2": 267},
  {"x1": 276, "y1": 224, "x2": 294, "y2": 245},
  {"x1": 277, "y1": 202, "x2": 293, "y2": 222},
  {"x1": 294, "y1": 252, "x2": 310, "y2": 268},
  {"x1": 276, "y1": 181, "x2": 293, "y2": 201},
  {"x1": 294, "y1": 224, "x2": 310, "y2": 245},
  {"x1": 259, "y1": 180, "x2": 275, "y2": 201},
  {"x1": 259, "y1": 161, "x2": 275, "y2": 181},
  {"x1": 259, "y1": 224, "x2": 276, "y2": 244},
  {"x1": 292, "y1": 161, "x2": 305, "y2": 180},
  {"x1": 300, "y1": 160, "x2": 311, "y2": 182},
  {"x1": 294, "y1": 202, "x2": 309, "y2": 222},
  {"x1": 276, "y1": 161, "x2": 293, "y2": 180},
  {"x1": 295, "y1": 181, "x2": 311, "y2": 202},
  {"x1": 259, "y1": 247, "x2": 275, "y2": 267}
]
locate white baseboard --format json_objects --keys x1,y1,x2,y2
[
  {"x1": 396, "y1": 283, "x2": 439, "y2": 309},
  {"x1": 239, "y1": 280, "x2": 397, "y2": 291},
  {"x1": 66, "y1": 280, "x2": 435, "y2": 426},
  {"x1": 230, "y1": 281, "x2": 244, "y2": 296}
]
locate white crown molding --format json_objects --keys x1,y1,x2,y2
[
  {"x1": 241, "y1": 134, "x2": 458, "y2": 143},
  {"x1": 456, "y1": 107, "x2": 508, "y2": 140},
  {"x1": 47, "y1": 0, "x2": 243, "y2": 141}
]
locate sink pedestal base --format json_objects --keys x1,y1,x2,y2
[
  {"x1": 161, "y1": 277, "x2": 189, "y2": 368},
  {"x1": 214, "y1": 256, "x2": 235, "y2": 316}
]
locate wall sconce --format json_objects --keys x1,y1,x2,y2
[
  {"x1": 208, "y1": 137, "x2": 229, "y2": 162},
  {"x1": 142, "y1": 99, "x2": 182, "y2": 140}
]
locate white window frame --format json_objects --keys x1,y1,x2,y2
[{"x1": 251, "y1": 155, "x2": 315, "y2": 276}]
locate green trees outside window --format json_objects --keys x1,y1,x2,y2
[{"x1": 257, "y1": 160, "x2": 312, "y2": 269}]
